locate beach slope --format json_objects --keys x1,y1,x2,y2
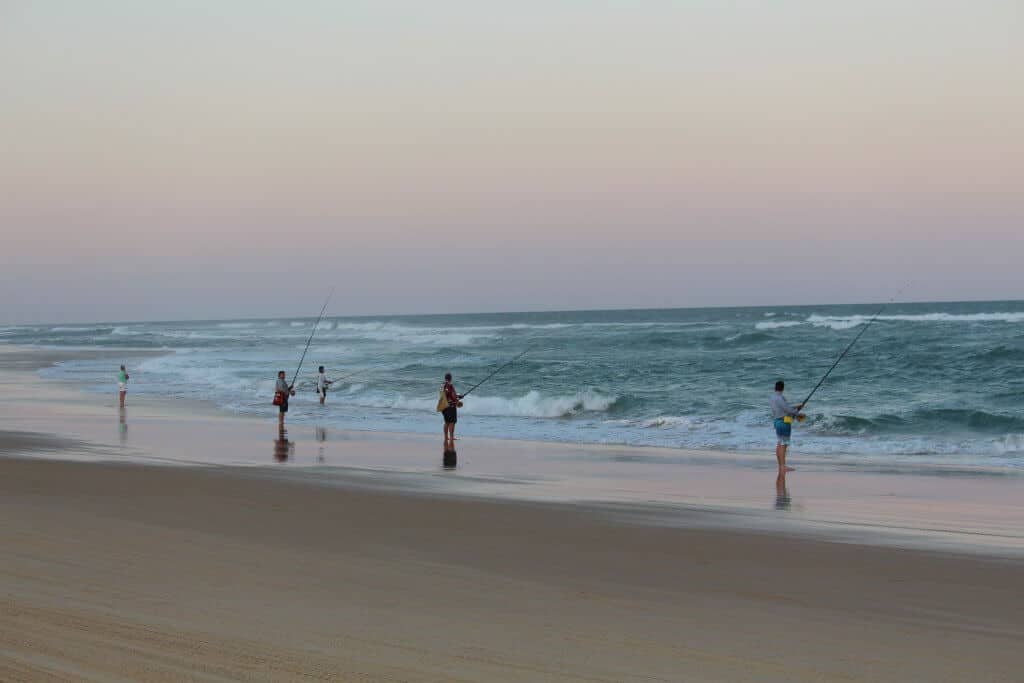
[{"x1": 1, "y1": 455, "x2": 1022, "y2": 682}]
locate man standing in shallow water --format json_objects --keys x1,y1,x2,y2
[
  {"x1": 276, "y1": 370, "x2": 296, "y2": 429},
  {"x1": 316, "y1": 366, "x2": 331, "y2": 405},
  {"x1": 117, "y1": 365, "x2": 129, "y2": 408},
  {"x1": 441, "y1": 372, "x2": 462, "y2": 449},
  {"x1": 770, "y1": 380, "x2": 804, "y2": 472}
]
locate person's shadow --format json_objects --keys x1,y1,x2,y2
[
  {"x1": 274, "y1": 428, "x2": 294, "y2": 463},
  {"x1": 775, "y1": 470, "x2": 792, "y2": 511},
  {"x1": 442, "y1": 447, "x2": 457, "y2": 470}
]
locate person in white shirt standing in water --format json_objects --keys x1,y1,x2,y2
[
  {"x1": 316, "y1": 366, "x2": 332, "y2": 405},
  {"x1": 117, "y1": 365, "x2": 129, "y2": 408},
  {"x1": 770, "y1": 380, "x2": 804, "y2": 473}
]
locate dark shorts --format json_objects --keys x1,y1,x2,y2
[
  {"x1": 773, "y1": 417, "x2": 791, "y2": 445},
  {"x1": 442, "y1": 407, "x2": 457, "y2": 424},
  {"x1": 318, "y1": 387, "x2": 327, "y2": 397},
  {"x1": 279, "y1": 398, "x2": 289, "y2": 414}
]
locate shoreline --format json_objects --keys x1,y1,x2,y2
[
  {"x1": 3, "y1": 347, "x2": 1024, "y2": 679},
  {"x1": 2, "y1": 344, "x2": 1024, "y2": 557},
  {"x1": 10, "y1": 344, "x2": 1024, "y2": 478}
]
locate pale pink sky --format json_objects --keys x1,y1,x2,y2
[{"x1": 1, "y1": 1, "x2": 1021, "y2": 323}]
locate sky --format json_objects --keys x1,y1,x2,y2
[{"x1": 1, "y1": 0, "x2": 1021, "y2": 324}]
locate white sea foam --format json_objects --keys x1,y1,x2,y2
[
  {"x1": 639, "y1": 415, "x2": 697, "y2": 429},
  {"x1": 991, "y1": 434, "x2": 1024, "y2": 455},
  {"x1": 351, "y1": 389, "x2": 618, "y2": 419},
  {"x1": 322, "y1": 322, "x2": 495, "y2": 346},
  {"x1": 808, "y1": 312, "x2": 1024, "y2": 330},
  {"x1": 49, "y1": 326, "x2": 109, "y2": 332},
  {"x1": 754, "y1": 321, "x2": 802, "y2": 330}
]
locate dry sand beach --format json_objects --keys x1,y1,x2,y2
[{"x1": 2, "y1": 347, "x2": 1023, "y2": 681}]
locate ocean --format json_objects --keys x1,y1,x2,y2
[{"x1": 4, "y1": 300, "x2": 1023, "y2": 471}]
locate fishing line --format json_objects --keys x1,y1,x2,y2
[
  {"x1": 289, "y1": 288, "x2": 333, "y2": 389},
  {"x1": 461, "y1": 347, "x2": 530, "y2": 398},
  {"x1": 799, "y1": 287, "x2": 908, "y2": 411}
]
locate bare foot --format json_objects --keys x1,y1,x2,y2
[{"x1": 785, "y1": 466, "x2": 796, "y2": 472}]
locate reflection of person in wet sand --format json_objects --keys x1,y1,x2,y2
[
  {"x1": 315, "y1": 425, "x2": 327, "y2": 463},
  {"x1": 118, "y1": 406, "x2": 128, "y2": 444},
  {"x1": 274, "y1": 429, "x2": 293, "y2": 463},
  {"x1": 442, "y1": 445, "x2": 457, "y2": 469},
  {"x1": 775, "y1": 469, "x2": 791, "y2": 511}
]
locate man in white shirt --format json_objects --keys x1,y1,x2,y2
[
  {"x1": 770, "y1": 380, "x2": 804, "y2": 472},
  {"x1": 316, "y1": 366, "x2": 332, "y2": 405}
]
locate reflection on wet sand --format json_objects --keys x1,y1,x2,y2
[
  {"x1": 775, "y1": 470, "x2": 791, "y2": 511},
  {"x1": 315, "y1": 426, "x2": 327, "y2": 463},
  {"x1": 118, "y1": 407, "x2": 128, "y2": 445},
  {"x1": 274, "y1": 429, "x2": 294, "y2": 463},
  {"x1": 443, "y1": 447, "x2": 457, "y2": 470}
]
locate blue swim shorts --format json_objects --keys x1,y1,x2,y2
[{"x1": 773, "y1": 418, "x2": 792, "y2": 446}]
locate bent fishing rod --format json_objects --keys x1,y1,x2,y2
[
  {"x1": 799, "y1": 290, "x2": 906, "y2": 411},
  {"x1": 289, "y1": 288, "x2": 333, "y2": 389},
  {"x1": 461, "y1": 347, "x2": 530, "y2": 398}
]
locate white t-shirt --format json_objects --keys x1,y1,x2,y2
[{"x1": 316, "y1": 373, "x2": 328, "y2": 392}]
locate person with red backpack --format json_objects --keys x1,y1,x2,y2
[{"x1": 439, "y1": 372, "x2": 463, "y2": 448}]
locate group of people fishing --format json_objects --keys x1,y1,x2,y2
[
  {"x1": 115, "y1": 291, "x2": 891, "y2": 472},
  {"x1": 115, "y1": 359, "x2": 808, "y2": 471},
  {"x1": 270, "y1": 365, "x2": 465, "y2": 447}
]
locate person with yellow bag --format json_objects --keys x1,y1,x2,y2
[
  {"x1": 770, "y1": 380, "x2": 804, "y2": 473},
  {"x1": 437, "y1": 372, "x2": 463, "y2": 449}
]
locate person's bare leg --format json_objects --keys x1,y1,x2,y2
[
  {"x1": 776, "y1": 443, "x2": 795, "y2": 472},
  {"x1": 119, "y1": 390, "x2": 126, "y2": 409}
]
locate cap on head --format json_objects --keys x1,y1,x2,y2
[
  {"x1": 278, "y1": 370, "x2": 286, "y2": 377},
  {"x1": 319, "y1": 366, "x2": 325, "y2": 372},
  {"x1": 120, "y1": 365, "x2": 126, "y2": 370},
  {"x1": 775, "y1": 380, "x2": 785, "y2": 391},
  {"x1": 444, "y1": 372, "x2": 452, "y2": 381}
]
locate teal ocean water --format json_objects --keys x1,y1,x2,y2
[{"x1": 4, "y1": 301, "x2": 1023, "y2": 470}]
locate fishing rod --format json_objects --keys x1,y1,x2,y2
[
  {"x1": 460, "y1": 347, "x2": 530, "y2": 398},
  {"x1": 799, "y1": 291, "x2": 904, "y2": 411},
  {"x1": 289, "y1": 288, "x2": 333, "y2": 389}
]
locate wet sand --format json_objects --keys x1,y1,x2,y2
[
  {"x1": 1, "y1": 346, "x2": 1023, "y2": 680},
  {"x1": 2, "y1": 455, "x2": 1023, "y2": 682}
]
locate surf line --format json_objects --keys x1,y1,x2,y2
[
  {"x1": 460, "y1": 347, "x2": 531, "y2": 399},
  {"x1": 798, "y1": 288, "x2": 908, "y2": 414},
  {"x1": 289, "y1": 288, "x2": 334, "y2": 389}
]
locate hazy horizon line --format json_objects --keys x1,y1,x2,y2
[{"x1": 8, "y1": 296, "x2": 1023, "y2": 328}]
